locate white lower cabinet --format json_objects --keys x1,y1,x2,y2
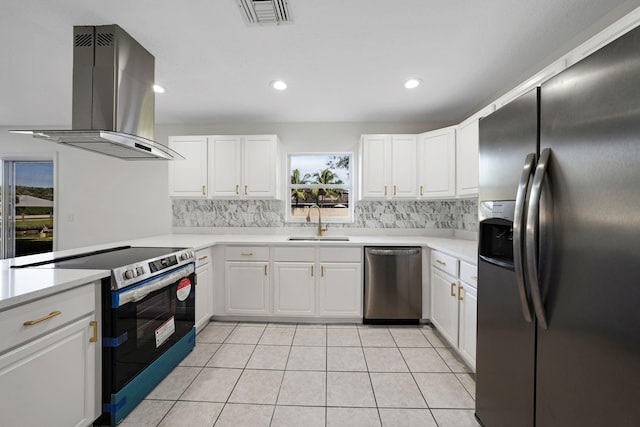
[
  {"x1": 273, "y1": 262, "x2": 315, "y2": 316},
  {"x1": 431, "y1": 267, "x2": 460, "y2": 346},
  {"x1": 318, "y1": 262, "x2": 362, "y2": 317},
  {"x1": 223, "y1": 245, "x2": 362, "y2": 320},
  {"x1": 195, "y1": 247, "x2": 213, "y2": 332},
  {"x1": 225, "y1": 261, "x2": 270, "y2": 314},
  {"x1": 0, "y1": 283, "x2": 100, "y2": 427},
  {"x1": 430, "y1": 250, "x2": 478, "y2": 370}
]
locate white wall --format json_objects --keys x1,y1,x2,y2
[{"x1": 1, "y1": 127, "x2": 172, "y2": 250}]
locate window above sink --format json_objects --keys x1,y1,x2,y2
[{"x1": 288, "y1": 153, "x2": 353, "y2": 224}]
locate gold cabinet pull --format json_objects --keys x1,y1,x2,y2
[
  {"x1": 89, "y1": 321, "x2": 98, "y2": 343},
  {"x1": 393, "y1": 185, "x2": 397, "y2": 196},
  {"x1": 384, "y1": 185, "x2": 387, "y2": 196},
  {"x1": 264, "y1": 264, "x2": 268, "y2": 276},
  {"x1": 450, "y1": 283, "x2": 456, "y2": 297},
  {"x1": 24, "y1": 310, "x2": 61, "y2": 326},
  {"x1": 436, "y1": 260, "x2": 446, "y2": 266},
  {"x1": 311, "y1": 265, "x2": 314, "y2": 277},
  {"x1": 198, "y1": 255, "x2": 208, "y2": 261},
  {"x1": 244, "y1": 185, "x2": 248, "y2": 195},
  {"x1": 471, "y1": 275, "x2": 478, "y2": 281},
  {"x1": 201, "y1": 185, "x2": 206, "y2": 195},
  {"x1": 458, "y1": 285, "x2": 464, "y2": 301},
  {"x1": 241, "y1": 252, "x2": 253, "y2": 256},
  {"x1": 420, "y1": 185, "x2": 424, "y2": 196},
  {"x1": 235, "y1": 184, "x2": 239, "y2": 195}
]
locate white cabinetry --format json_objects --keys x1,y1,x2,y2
[
  {"x1": 317, "y1": 247, "x2": 362, "y2": 317},
  {"x1": 208, "y1": 135, "x2": 280, "y2": 199},
  {"x1": 273, "y1": 247, "x2": 316, "y2": 316},
  {"x1": 456, "y1": 119, "x2": 479, "y2": 196},
  {"x1": 0, "y1": 283, "x2": 100, "y2": 427},
  {"x1": 221, "y1": 245, "x2": 363, "y2": 320},
  {"x1": 168, "y1": 136, "x2": 208, "y2": 197},
  {"x1": 430, "y1": 250, "x2": 478, "y2": 370},
  {"x1": 224, "y1": 246, "x2": 270, "y2": 315},
  {"x1": 195, "y1": 247, "x2": 213, "y2": 332},
  {"x1": 458, "y1": 261, "x2": 478, "y2": 370},
  {"x1": 360, "y1": 134, "x2": 417, "y2": 200},
  {"x1": 417, "y1": 126, "x2": 456, "y2": 199}
]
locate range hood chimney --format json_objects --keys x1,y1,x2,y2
[{"x1": 12, "y1": 25, "x2": 182, "y2": 160}]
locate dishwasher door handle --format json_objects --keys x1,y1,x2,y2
[{"x1": 366, "y1": 248, "x2": 421, "y2": 256}]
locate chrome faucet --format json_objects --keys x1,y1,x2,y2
[{"x1": 306, "y1": 204, "x2": 328, "y2": 236}]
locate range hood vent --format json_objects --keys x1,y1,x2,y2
[
  {"x1": 238, "y1": 0, "x2": 292, "y2": 25},
  {"x1": 11, "y1": 25, "x2": 183, "y2": 161}
]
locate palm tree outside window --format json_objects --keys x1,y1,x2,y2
[{"x1": 288, "y1": 154, "x2": 353, "y2": 223}]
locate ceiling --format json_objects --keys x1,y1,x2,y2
[{"x1": 1, "y1": 0, "x2": 638, "y2": 127}]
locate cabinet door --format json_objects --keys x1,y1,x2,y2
[
  {"x1": 0, "y1": 315, "x2": 96, "y2": 427},
  {"x1": 208, "y1": 135, "x2": 243, "y2": 198},
  {"x1": 273, "y1": 262, "x2": 315, "y2": 316},
  {"x1": 417, "y1": 127, "x2": 456, "y2": 199},
  {"x1": 244, "y1": 135, "x2": 279, "y2": 199},
  {"x1": 430, "y1": 268, "x2": 459, "y2": 347},
  {"x1": 168, "y1": 136, "x2": 208, "y2": 197},
  {"x1": 195, "y1": 248, "x2": 213, "y2": 332},
  {"x1": 458, "y1": 282, "x2": 477, "y2": 371},
  {"x1": 456, "y1": 120, "x2": 479, "y2": 196},
  {"x1": 360, "y1": 135, "x2": 391, "y2": 199},
  {"x1": 318, "y1": 263, "x2": 362, "y2": 317},
  {"x1": 225, "y1": 261, "x2": 269, "y2": 314},
  {"x1": 391, "y1": 135, "x2": 417, "y2": 199}
]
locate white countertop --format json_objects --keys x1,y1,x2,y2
[
  {"x1": 0, "y1": 268, "x2": 109, "y2": 311},
  {"x1": 0, "y1": 232, "x2": 477, "y2": 311}
]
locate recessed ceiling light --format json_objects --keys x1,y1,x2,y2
[
  {"x1": 153, "y1": 84, "x2": 165, "y2": 93},
  {"x1": 404, "y1": 78, "x2": 422, "y2": 89},
  {"x1": 271, "y1": 80, "x2": 287, "y2": 90}
]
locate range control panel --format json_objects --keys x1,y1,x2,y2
[{"x1": 112, "y1": 249, "x2": 195, "y2": 290}]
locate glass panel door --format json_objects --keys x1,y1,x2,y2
[{"x1": 1, "y1": 161, "x2": 54, "y2": 258}]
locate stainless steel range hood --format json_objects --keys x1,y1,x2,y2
[{"x1": 12, "y1": 25, "x2": 182, "y2": 160}]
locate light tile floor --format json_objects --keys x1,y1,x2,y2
[{"x1": 118, "y1": 322, "x2": 480, "y2": 427}]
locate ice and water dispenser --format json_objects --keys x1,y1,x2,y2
[{"x1": 479, "y1": 201, "x2": 516, "y2": 269}]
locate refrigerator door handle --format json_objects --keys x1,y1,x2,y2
[
  {"x1": 513, "y1": 153, "x2": 536, "y2": 323},
  {"x1": 525, "y1": 147, "x2": 551, "y2": 329}
]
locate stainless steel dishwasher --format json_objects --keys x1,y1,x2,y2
[{"x1": 364, "y1": 247, "x2": 422, "y2": 323}]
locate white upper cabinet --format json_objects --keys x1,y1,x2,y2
[
  {"x1": 360, "y1": 134, "x2": 417, "y2": 200},
  {"x1": 456, "y1": 119, "x2": 479, "y2": 197},
  {"x1": 169, "y1": 134, "x2": 280, "y2": 199},
  {"x1": 168, "y1": 136, "x2": 208, "y2": 197},
  {"x1": 208, "y1": 135, "x2": 280, "y2": 199},
  {"x1": 208, "y1": 136, "x2": 243, "y2": 198},
  {"x1": 417, "y1": 126, "x2": 456, "y2": 199}
]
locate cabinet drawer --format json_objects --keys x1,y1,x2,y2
[
  {"x1": 196, "y1": 248, "x2": 211, "y2": 267},
  {"x1": 431, "y1": 251, "x2": 459, "y2": 277},
  {"x1": 273, "y1": 246, "x2": 315, "y2": 262},
  {"x1": 319, "y1": 247, "x2": 362, "y2": 263},
  {"x1": 0, "y1": 283, "x2": 96, "y2": 354},
  {"x1": 225, "y1": 246, "x2": 269, "y2": 261},
  {"x1": 460, "y1": 262, "x2": 478, "y2": 288}
]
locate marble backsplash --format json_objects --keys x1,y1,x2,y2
[{"x1": 172, "y1": 198, "x2": 478, "y2": 231}]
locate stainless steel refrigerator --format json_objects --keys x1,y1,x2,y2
[{"x1": 475, "y1": 25, "x2": 640, "y2": 427}]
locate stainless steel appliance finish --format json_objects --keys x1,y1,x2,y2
[
  {"x1": 11, "y1": 25, "x2": 182, "y2": 160},
  {"x1": 476, "y1": 24, "x2": 640, "y2": 427},
  {"x1": 364, "y1": 247, "x2": 422, "y2": 322}
]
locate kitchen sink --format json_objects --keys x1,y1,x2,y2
[{"x1": 287, "y1": 236, "x2": 350, "y2": 241}]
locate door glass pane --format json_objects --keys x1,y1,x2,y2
[{"x1": 14, "y1": 162, "x2": 54, "y2": 257}]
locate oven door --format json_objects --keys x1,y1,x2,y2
[{"x1": 105, "y1": 263, "x2": 195, "y2": 392}]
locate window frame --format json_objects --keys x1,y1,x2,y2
[{"x1": 286, "y1": 152, "x2": 354, "y2": 224}]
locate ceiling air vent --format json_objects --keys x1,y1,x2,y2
[{"x1": 237, "y1": 0, "x2": 292, "y2": 25}]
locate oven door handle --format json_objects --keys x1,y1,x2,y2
[{"x1": 114, "y1": 263, "x2": 195, "y2": 308}]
